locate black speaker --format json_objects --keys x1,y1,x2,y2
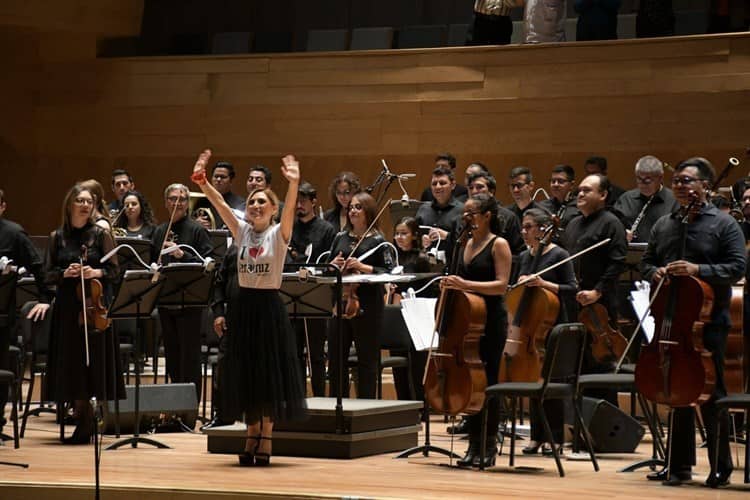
[
  {"x1": 580, "y1": 397, "x2": 644, "y2": 453},
  {"x1": 103, "y1": 383, "x2": 198, "y2": 434}
]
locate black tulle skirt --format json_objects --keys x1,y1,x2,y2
[{"x1": 221, "y1": 288, "x2": 307, "y2": 423}]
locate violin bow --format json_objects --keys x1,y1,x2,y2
[
  {"x1": 79, "y1": 245, "x2": 91, "y2": 367},
  {"x1": 509, "y1": 238, "x2": 612, "y2": 290}
]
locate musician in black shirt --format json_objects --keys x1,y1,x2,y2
[
  {"x1": 505, "y1": 166, "x2": 540, "y2": 221},
  {"x1": 151, "y1": 183, "x2": 213, "y2": 404},
  {"x1": 641, "y1": 158, "x2": 745, "y2": 487},
  {"x1": 538, "y1": 164, "x2": 579, "y2": 240},
  {"x1": 416, "y1": 166, "x2": 465, "y2": 262},
  {"x1": 613, "y1": 155, "x2": 679, "y2": 243},
  {"x1": 194, "y1": 161, "x2": 246, "y2": 229},
  {"x1": 584, "y1": 156, "x2": 625, "y2": 206},
  {"x1": 420, "y1": 153, "x2": 469, "y2": 203},
  {"x1": 0, "y1": 189, "x2": 52, "y2": 433}
]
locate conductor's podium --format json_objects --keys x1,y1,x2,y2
[{"x1": 204, "y1": 397, "x2": 422, "y2": 458}]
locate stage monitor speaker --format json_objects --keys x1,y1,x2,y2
[
  {"x1": 580, "y1": 396, "x2": 644, "y2": 453},
  {"x1": 103, "y1": 383, "x2": 198, "y2": 434}
]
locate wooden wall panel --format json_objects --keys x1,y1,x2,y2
[{"x1": 4, "y1": 32, "x2": 750, "y2": 234}]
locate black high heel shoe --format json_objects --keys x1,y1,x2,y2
[
  {"x1": 456, "y1": 442, "x2": 479, "y2": 468},
  {"x1": 238, "y1": 436, "x2": 260, "y2": 466},
  {"x1": 62, "y1": 424, "x2": 92, "y2": 445},
  {"x1": 254, "y1": 436, "x2": 272, "y2": 466},
  {"x1": 522, "y1": 440, "x2": 541, "y2": 455}
]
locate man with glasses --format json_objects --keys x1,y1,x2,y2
[
  {"x1": 614, "y1": 155, "x2": 679, "y2": 243},
  {"x1": 151, "y1": 183, "x2": 213, "y2": 404},
  {"x1": 505, "y1": 166, "x2": 539, "y2": 221},
  {"x1": 641, "y1": 158, "x2": 745, "y2": 487},
  {"x1": 194, "y1": 161, "x2": 246, "y2": 229},
  {"x1": 539, "y1": 164, "x2": 579, "y2": 238}
]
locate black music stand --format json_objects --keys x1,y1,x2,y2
[
  {"x1": 208, "y1": 230, "x2": 229, "y2": 266},
  {"x1": 114, "y1": 237, "x2": 152, "y2": 272},
  {"x1": 106, "y1": 270, "x2": 168, "y2": 450},
  {"x1": 0, "y1": 271, "x2": 29, "y2": 468}
]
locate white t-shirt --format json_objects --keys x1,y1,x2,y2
[{"x1": 236, "y1": 220, "x2": 289, "y2": 289}]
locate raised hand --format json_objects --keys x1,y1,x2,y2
[
  {"x1": 281, "y1": 154, "x2": 300, "y2": 184},
  {"x1": 191, "y1": 149, "x2": 212, "y2": 185}
]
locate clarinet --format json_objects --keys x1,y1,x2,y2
[{"x1": 629, "y1": 189, "x2": 658, "y2": 240}]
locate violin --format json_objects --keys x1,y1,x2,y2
[
  {"x1": 76, "y1": 245, "x2": 110, "y2": 332},
  {"x1": 423, "y1": 224, "x2": 487, "y2": 416},
  {"x1": 500, "y1": 224, "x2": 559, "y2": 383},
  {"x1": 579, "y1": 303, "x2": 628, "y2": 365}
]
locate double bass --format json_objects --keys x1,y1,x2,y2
[
  {"x1": 424, "y1": 224, "x2": 487, "y2": 416},
  {"x1": 499, "y1": 224, "x2": 559, "y2": 382},
  {"x1": 635, "y1": 195, "x2": 715, "y2": 407}
]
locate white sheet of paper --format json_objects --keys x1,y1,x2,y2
[
  {"x1": 399, "y1": 297, "x2": 438, "y2": 351},
  {"x1": 629, "y1": 280, "x2": 655, "y2": 343}
]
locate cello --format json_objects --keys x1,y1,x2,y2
[
  {"x1": 423, "y1": 224, "x2": 487, "y2": 416},
  {"x1": 499, "y1": 224, "x2": 559, "y2": 383},
  {"x1": 635, "y1": 195, "x2": 716, "y2": 407},
  {"x1": 579, "y1": 303, "x2": 628, "y2": 365}
]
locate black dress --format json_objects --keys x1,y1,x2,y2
[
  {"x1": 457, "y1": 236, "x2": 508, "y2": 443},
  {"x1": 45, "y1": 224, "x2": 125, "y2": 402}
]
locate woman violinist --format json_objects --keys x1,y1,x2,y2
[
  {"x1": 441, "y1": 193, "x2": 512, "y2": 468},
  {"x1": 115, "y1": 190, "x2": 157, "y2": 239},
  {"x1": 323, "y1": 171, "x2": 361, "y2": 232},
  {"x1": 192, "y1": 149, "x2": 306, "y2": 466},
  {"x1": 327, "y1": 192, "x2": 394, "y2": 400},
  {"x1": 515, "y1": 208, "x2": 577, "y2": 456},
  {"x1": 45, "y1": 184, "x2": 125, "y2": 444},
  {"x1": 640, "y1": 158, "x2": 746, "y2": 487}
]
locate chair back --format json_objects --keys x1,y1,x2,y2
[
  {"x1": 378, "y1": 304, "x2": 413, "y2": 351},
  {"x1": 540, "y1": 322, "x2": 586, "y2": 393},
  {"x1": 20, "y1": 300, "x2": 54, "y2": 356}
]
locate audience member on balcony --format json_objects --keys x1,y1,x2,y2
[
  {"x1": 574, "y1": 0, "x2": 621, "y2": 41},
  {"x1": 466, "y1": 0, "x2": 514, "y2": 46},
  {"x1": 523, "y1": 0, "x2": 567, "y2": 43},
  {"x1": 636, "y1": 0, "x2": 675, "y2": 38}
]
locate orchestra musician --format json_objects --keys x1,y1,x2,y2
[
  {"x1": 442, "y1": 193, "x2": 512, "y2": 468},
  {"x1": 0, "y1": 189, "x2": 52, "y2": 436},
  {"x1": 193, "y1": 160, "x2": 245, "y2": 229},
  {"x1": 247, "y1": 165, "x2": 284, "y2": 221},
  {"x1": 109, "y1": 169, "x2": 136, "y2": 213},
  {"x1": 324, "y1": 171, "x2": 361, "y2": 233},
  {"x1": 44, "y1": 184, "x2": 125, "y2": 444},
  {"x1": 516, "y1": 208, "x2": 577, "y2": 456},
  {"x1": 327, "y1": 192, "x2": 394, "y2": 400},
  {"x1": 416, "y1": 165, "x2": 465, "y2": 262},
  {"x1": 420, "y1": 153, "x2": 469, "y2": 203},
  {"x1": 505, "y1": 166, "x2": 540, "y2": 221},
  {"x1": 288, "y1": 181, "x2": 336, "y2": 397},
  {"x1": 641, "y1": 158, "x2": 746, "y2": 487},
  {"x1": 613, "y1": 155, "x2": 679, "y2": 243},
  {"x1": 150, "y1": 183, "x2": 212, "y2": 403},
  {"x1": 466, "y1": 172, "x2": 526, "y2": 256},
  {"x1": 79, "y1": 179, "x2": 113, "y2": 232},
  {"x1": 192, "y1": 150, "x2": 306, "y2": 466},
  {"x1": 583, "y1": 156, "x2": 625, "y2": 206},
  {"x1": 538, "y1": 164, "x2": 579, "y2": 238},
  {"x1": 114, "y1": 190, "x2": 156, "y2": 239}
]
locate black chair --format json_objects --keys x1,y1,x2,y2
[
  {"x1": 350, "y1": 27, "x2": 394, "y2": 51},
  {"x1": 446, "y1": 24, "x2": 469, "y2": 46},
  {"x1": 479, "y1": 323, "x2": 599, "y2": 476},
  {"x1": 711, "y1": 394, "x2": 750, "y2": 485},
  {"x1": 0, "y1": 369, "x2": 19, "y2": 448},
  {"x1": 211, "y1": 32, "x2": 252, "y2": 54},
  {"x1": 306, "y1": 29, "x2": 349, "y2": 52},
  {"x1": 252, "y1": 32, "x2": 293, "y2": 53},
  {"x1": 395, "y1": 25, "x2": 446, "y2": 49},
  {"x1": 19, "y1": 301, "x2": 55, "y2": 438}
]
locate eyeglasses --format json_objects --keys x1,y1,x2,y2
[
  {"x1": 463, "y1": 211, "x2": 480, "y2": 218},
  {"x1": 521, "y1": 223, "x2": 537, "y2": 231},
  {"x1": 213, "y1": 174, "x2": 229, "y2": 180},
  {"x1": 335, "y1": 190, "x2": 351, "y2": 197},
  {"x1": 166, "y1": 196, "x2": 188, "y2": 203},
  {"x1": 247, "y1": 198, "x2": 268, "y2": 206},
  {"x1": 549, "y1": 178, "x2": 571, "y2": 185},
  {"x1": 247, "y1": 175, "x2": 265, "y2": 183},
  {"x1": 636, "y1": 176, "x2": 658, "y2": 185},
  {"x1": 74, "y1": 198, "x2": 94, "y2": 206},
  {"x1": 508, "y1": 182, "x2": 528, "y2": 190},
  {"x1": 348, "y1": 203, "x2": 364, "y2": 211},
  {"x1": 671, "y1": 176, "x2": 700, "y2": 186}
]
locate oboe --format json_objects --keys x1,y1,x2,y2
[{"x1": 629, "y1": 187, "x2": 659, "y2": 240}]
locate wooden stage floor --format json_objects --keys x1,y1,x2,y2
[{"x1": 0, "y1": 410, "x2": 748, "y2": 500}]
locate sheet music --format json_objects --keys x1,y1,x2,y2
[
  {"x1": 629, "y1": 280, "x2": 655, "y2": 343},
  {"x1": 400, "y1": 297, "x2": 438, "y2": 351}
]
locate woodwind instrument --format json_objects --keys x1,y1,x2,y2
[{"x1": 629, "y1": 187, "x2": 659, "y2": 240}]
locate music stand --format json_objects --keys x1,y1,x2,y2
[
  {"x1": 0, "y1": 271, "x2": 29, "y2": 468},
  {"x1": 208, "y1": 230, "x2": 229, "y2": 266},
  {"x1": 388, "y1": 199, "x2": 423, "y2": 224},
  {"x1": 114, "y1": 237, "x2": 152, "y2": 272},
  {"x1": 106, "y1": 270, "x2": 168, "y2": 450}
]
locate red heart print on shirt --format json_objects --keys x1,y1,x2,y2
[{"x1": 248, "y1": 246, "x2": 264, "y2": 259}]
